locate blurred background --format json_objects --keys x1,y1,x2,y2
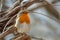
[{"x1": 0, "y1": 0, "x2": 60, "y2": 40}]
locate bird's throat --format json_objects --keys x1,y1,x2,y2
[{"x1": 19, "y1": 11, "x2": 30, "y2": 24}]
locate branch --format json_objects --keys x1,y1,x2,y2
[
  {"x1": 3, "y1": 14, "x2": 16, "y2": 32},
  {"x1": 42, "y1": 0, "x2": 59, "y2": 19},
  {"x1": 0, "y1": 25, "x2": 17, "y2": 39}
]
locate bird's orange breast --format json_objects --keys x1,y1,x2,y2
[{"x1": 19, "y1": 11, "x2": 30, "y2": 24}]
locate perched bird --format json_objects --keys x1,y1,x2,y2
[{"x1": 15, "y1": 10, "x2": 31, "y2": 33}]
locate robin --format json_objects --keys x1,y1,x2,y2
[{"x1": 15, "y1": 9, "x2": 30, "y2": 33}]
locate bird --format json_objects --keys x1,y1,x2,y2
[{"x1": 15, "y1": 10, "x2": 31, "y2": 33}]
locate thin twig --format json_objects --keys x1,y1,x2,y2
[
  {"x1": 2, "y1": 1, "x2": 36, "y2": 18},
  {"x1": 29, "y1": 11, "x2": 60, "y2": 22},
  {"x1": 31, "y1": 36, "x2": 44, "y2": 40},
  {"x1": 42, "y1": 0, "x2": 59, "y2": 19},
  {"x1": 5, "y1": 1, "x2": 20, "y2": 13},
  {"x1": 30, "y1": 34, "x2": 44, "y2": 40},
  {"x1": 5, "y1": 0, "x2": 23, "y2": 13},
  {"x1": 0, "y1": 25, "x2": 17, "y2": 38},
  {"x1": 52, "y1": 0, "x2": 60, "y2": 4},
  {"x1": 0, "y1": 0, "x2": 3, "y2": 12},
  {"x1": 28, "y1": 5, "x2": 44, "y2": 11},
  {"x1": 3, "y1": 14, "x2": 17, "y2": 32},
  {"x1": 2, "y1": 6, "x2": 21, "y2": 18},
  {"x1": 0, "y1": 17, "x2": 10, "y2": 22}
]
